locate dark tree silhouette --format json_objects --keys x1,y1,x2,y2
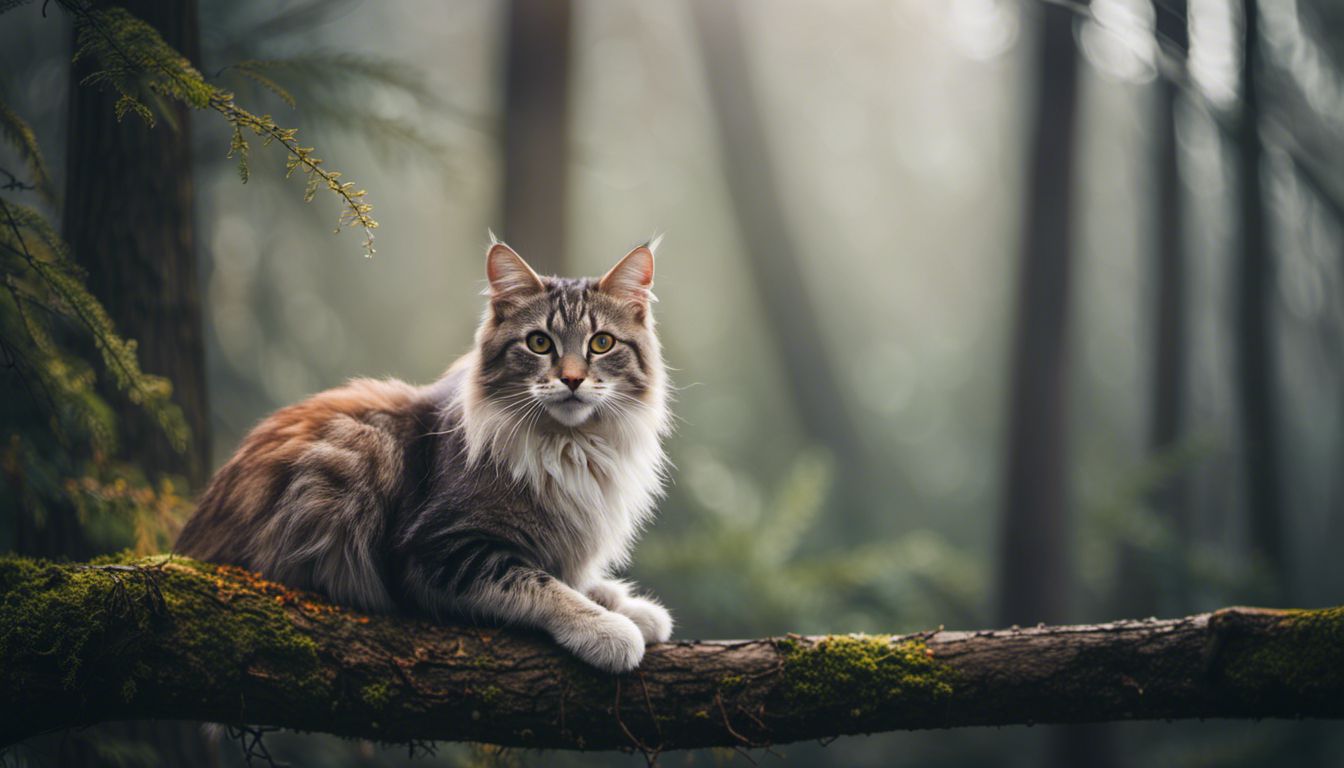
[
  {"x1": 499, "y1": 0, "x2": 573, "y2": 275},
  {"x1": 1235, "y1": 0, "x2": 1284, "y2": 593},
  {"x1": 1119, "y1": 0, "x2": 1192, "y2": 620},
  {"x1": 53, "y1": 3, "x2": 214, "y2": 764},
  {"x1": 996, "y1": 3, "x2": 1113, "y2": 766},
  {"x1": 997, "y1": 1, "x2": 1081, "y2": 635},
  {"x1": 64, "y1": 0, "x2": 209, "y2": 492}
]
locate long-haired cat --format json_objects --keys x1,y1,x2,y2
[{"x1": 176, "y1": 238, "x2": 672, "y2": 672}]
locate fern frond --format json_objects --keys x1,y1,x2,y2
[{"x1": 0, "y1": 98, "x2": 56, "y2": 206}]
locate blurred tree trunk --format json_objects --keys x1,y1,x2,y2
[
  {"x1": 688, "y1": 0, "x2": 867, "y2": 527},
  {"x1": 997, "y1": 3, "x2": 1114, "y2": 766},
  {"x1": 997, "y1": 0, "x2": 1080, "y2": 641},
  {"x1": 1119, "y1": 0, "x2": 1191, "y2": 619},
  {"x1": 54, "y1": 3, "x2": 216, "y2": 765},
  {"x1": 499, "y1": 0, "x2": 572, "y2": 275},
  {"x1": 1235, "y1": 0, "x2": 1283, "y2": 593},
  {"x1": 63, "y1": 0, "x2": 209, "y2": 492}
]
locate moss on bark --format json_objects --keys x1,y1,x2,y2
[{"x1": 3, "y1": 556, "x2": 1344, "y2": 750}]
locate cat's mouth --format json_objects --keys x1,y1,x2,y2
[{"x1": 545, "y1": 394, "x2": 597, "y2": 426}]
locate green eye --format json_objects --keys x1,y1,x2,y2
[
  {"x1": 589, "y1": 332, "x2": 615, "y2": 354},
  {"x1": 526, "y1": 332, "x2": 553, "y2": 354}
]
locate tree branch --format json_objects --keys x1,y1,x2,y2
[{"x1": 3, "y1": 555, "x2": 1342, "y2": 753}]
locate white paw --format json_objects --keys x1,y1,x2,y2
[
  {"x1": 555, "y1": 611, "x2": 645, "y2": 673},
  {"x1": 618, "y1": 596, "x2": 673, "y2": 644},
  {"x1": 585, "y1": 581, "x2": 626, "y2": 611}
]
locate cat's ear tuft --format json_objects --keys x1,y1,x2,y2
[
  {"x1": 486, "y1": 241, "x2": 544, "y2": 311},
  {"x1": 599, "y1": 245, "x2": 656, "y2": 317}
]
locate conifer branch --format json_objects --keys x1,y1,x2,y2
[
  {"x1": 0, "y1": 100, "x2": 56, "y2": 206},
  {"x1": 57, "y1": 0, "x2": 379, "y2": 256}
]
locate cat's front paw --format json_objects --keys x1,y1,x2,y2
[
  {"x1": 555, "y1": 611, "x2": 645, "y2": 673},
  {"x1": 618, "y1": 596, "x2": 673, "y2": 644}
]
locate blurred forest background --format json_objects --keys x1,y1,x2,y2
[{"x1": 2, "y1": 0, "x2": 1344, "y2": 765}]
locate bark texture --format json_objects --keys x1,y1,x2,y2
[
  {"x1": 64, "y1": 0, "x2": 210, "y2": 490},
  {"x1": 4, "y1": 556, "x2": 1343, "y2": 753}
]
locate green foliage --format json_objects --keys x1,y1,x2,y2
[
  {"x1": 2, "y1": 0, "x2": 419, "y2": 554},
  {"x1": 0, "y1": 91, "x2": 194, "y2": 549},
  {"x1": 61, "y1": 1, "x2": 379, "y2": 256},
  {"x1": 0, "y1": 97, "x2": 54, "y2": 205},
  {"x1": 0, "y1": 175, "x2": 193, "y2": 552},
  {"x1": 640, "y1": 450, "x2": 985, "y2": 636}
]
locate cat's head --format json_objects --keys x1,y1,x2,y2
[{"x1": 471, "y1": 239, "x2": 667, "y2": 433}]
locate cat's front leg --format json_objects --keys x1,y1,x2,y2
[
  {"x1": 585, "y1": 578, "x2": 673, "y2": 644},
  {"x1": 427, "y1": 546, "x2": 645, "y2": 672}
]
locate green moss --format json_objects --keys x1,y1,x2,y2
[
  {"x1": 1222, "y1": 607, "x2": 1344, "y2": 692},
  {"x1": 478, "y1": 684, "x2": 502, "y2": 705},
  {"x1": 776, "y1": 634, "x2": 956, "y2": 715},
  {"x1": 718, "y1": 674, "x2": 745, "y2": 690},
  {"x1": 0, "y1": 555, "x2": 148, "y2": 689},
  {"x1": 0, "y1": 554, "x2": 333, "y2": 706},
  {"x1": 361, "y1": 680, "x2": 392, "y2": 710}
]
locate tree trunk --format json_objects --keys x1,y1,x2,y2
[
  {"x1": 1235, "y1": 0, "x2": 1283, "y2": 593},
  {"x1": 998, "y1": 0, "x2": 1082, "y2": 635},
  {"x1": 499, "y1": 0, "x2": 573, "y2": 275},
  {"x1": 1119, "y1": 0, "x2": 1191, "y2": 621},
  {"x1": 688, "y1": 0, "x2": 869, "y2": 529},
  {"x1": 57, "y1": 3, "x2": 213, "y2": 763},
  {"x1": 999, "y1": 3, "x2": 1096, "y2": 764},
  {"x1": 4, "y1": 556, "x2": 1344, "y2": 753},
  {"x1": 63, "y1": 0, "x2": 210, "y2": 491}
]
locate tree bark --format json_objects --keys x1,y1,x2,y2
[
  {"x1": 63, "y1": 0, "x2": 210, "y2": 490},
  {"x1": 57, "y1": 5, "x2": 215, "y2": 763},
  {"x1": 498, "y1": 0, "x2": 573, "y2": 275},
  {"x1": 5, "y1": 556, "x2": 1344, "y2": 753}
]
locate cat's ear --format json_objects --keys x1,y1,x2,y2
[
  {"x1": 486, "y1": 240, "x2": 544, "y2": 313},
  {"x1": 598, "y1": 242, "x2": 656, "y2": 320}
]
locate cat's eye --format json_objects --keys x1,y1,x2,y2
[
  {"x1": 589, "y1": 332, "x2": 615, "y2": 354},
  {"x1": 526, "y1": 332, "x2": 553, "y2": 355}
]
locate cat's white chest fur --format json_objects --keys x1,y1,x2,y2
[
  {"x1": 462, "y1": 385, "x2": 668, "y2": 584},
  {"x1": 510, "y1": 426, "x2": 664, "y2": 579}
]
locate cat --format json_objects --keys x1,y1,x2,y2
[{"x1": 176, "y1": 238, "x2": 673, "y2": 672}]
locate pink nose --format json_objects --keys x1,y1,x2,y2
[{"x1": 560, "y1": 374, "x2": 584, "y2": 392}]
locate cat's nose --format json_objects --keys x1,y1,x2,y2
[{"x1": 560, "y1": 374, "x2": 585, "y2": 392}]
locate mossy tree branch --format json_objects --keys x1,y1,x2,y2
[{"x1": 3, "y1": 555, "x2": 1343, "y2": 754}]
